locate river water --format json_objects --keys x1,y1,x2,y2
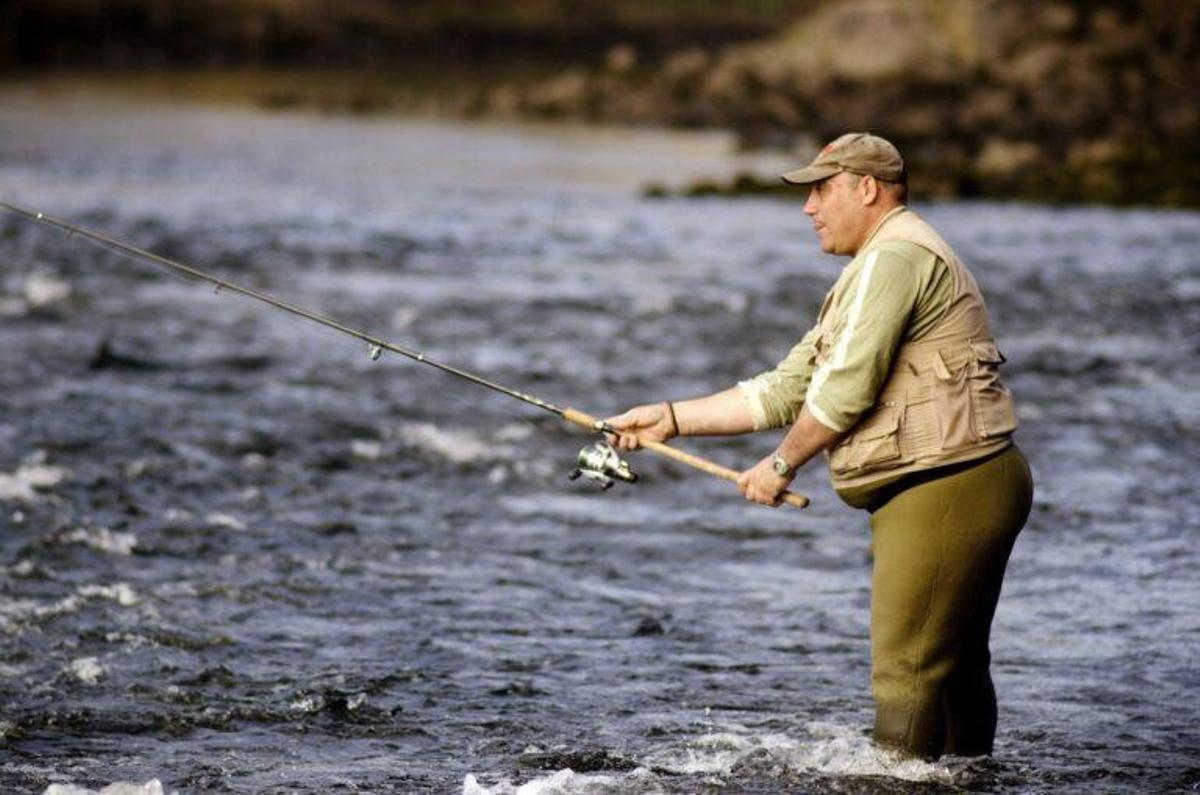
[{"x1": 0, "y1": 88, "x2": 1197, "y2": 794}]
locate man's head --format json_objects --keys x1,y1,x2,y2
[{"x1": 781, "y1": 133, "x2": 908, "y2": 255}]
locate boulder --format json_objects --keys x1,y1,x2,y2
[{"x1": 975, "y1": 138, "x2": 1043, "y2": 180}]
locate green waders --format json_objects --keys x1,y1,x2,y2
[{"x1": 856, "y1": 444, "x2": 1033, "y2": 758}]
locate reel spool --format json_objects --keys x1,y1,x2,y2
[{"x1": 569, "y1": 440, "x2": 638, "y2": 491}]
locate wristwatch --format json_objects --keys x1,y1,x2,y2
[{"x1": 771, "y1": 452, "x2": 794, "y2": 478}]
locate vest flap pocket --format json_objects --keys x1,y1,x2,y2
[
  {"x1": 829, "y1": 407, "x2": 902, "y2": 475},
  {"x1": 970, "y1": 340, "x2": 1006, "y2": 364},
  {"x1": 973, "y1": 383, "x2": 1019, "y2": 438},
  {"x1": 852, "y1": 407, "x2": 901, "y2": 440}
]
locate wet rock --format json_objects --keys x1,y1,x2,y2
[
  {"x1": 489, "y1": 681, "x2": 547, "y2": 698},
  {"x1": 315, "y1": 520, "x2": 357, "y2": 536},
  {"x1": 632, "y1": 616, "x2": 665, "y2": 636},
  {"x1": 518, "y1": 747, "x2": 638, "y2": 773},
  {"x1": 90, "y1": 340, "x2": 167, "y2": 371}
]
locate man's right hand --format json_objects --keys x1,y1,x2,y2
[{"x1": 604, "y1": 402, "x2": 678, "y2": 451}]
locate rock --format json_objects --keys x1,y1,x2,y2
[
  {"x1": 524, "y1": 69, "x2": 592, "y2": 118},
  {"x1": 975, "y1": 138, "x2": 1043, "y2": 179},
  {"x1": 993, "y1": 42, "x2": 1063, "y2": 90},
  {"x1": 890, "y1": 102, "x2": 951, "y2": 138},
  {"x1": 605, "y1": 43, "x2": 638, "y2": 74},
  {"x1": 1065, "y1": 137, "x2": 1136, "y2": 203},
  {"x1": 757, "y1": 92, "x2": 803, "y2": 127},
  {"x1": 955, "y1": 87, "x2": 1018, "y2": 134},
  {"x1": 778, "y1": 0, "x2": 964, "y2": 84},
  {"x1": 484, "y1": 83, "x2": 521, "y2": 116},
  {"x1": 633, "y1": 616, "x2": 665, "y2": 636},
  {"x1": 660, "y1": 47, "x2": 710, "y2": 91}
]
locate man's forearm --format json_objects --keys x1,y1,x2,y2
[
  {"x1": 776, "y1": 407, "x2": 843, "y2": 469},
  {"x1": 673, "y1": 387, "x2": 757, "y2": 436}
]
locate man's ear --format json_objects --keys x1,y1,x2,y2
[{"x1": 859, "y1": 175, "x2": 880, "y2": 205}]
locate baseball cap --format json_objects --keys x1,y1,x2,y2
[{"x1": 781, "y1": 132, "x2": 905, "y2": 185}]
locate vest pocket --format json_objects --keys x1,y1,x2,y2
[
  {"x1": 829, "y1": 406, "x2": 902, "y2": 475},
  {"x1": 933, "y1": 362, "x2": 978, "y2": 450},
  {"x1": 968, "y1": 342, "x2": 1019, "y2": 438},
  {"x1": 972, "y1": 381, "x2": 1019, "y2": 437}
]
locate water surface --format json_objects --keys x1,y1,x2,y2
[{"x1": 1, "y1": 88, "x2": 1198, "y2": 793}]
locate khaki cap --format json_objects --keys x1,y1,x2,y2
[{"x1": 782, "y1": 132, "x2": 905, "y2": 185}]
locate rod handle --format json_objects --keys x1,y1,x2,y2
[{"x1": 561, "y1": 407, "x2": 810, "y2": 509}]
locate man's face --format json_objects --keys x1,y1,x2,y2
[{"x1": 803, "y1": 172, "x2": 869, "y2": 255}]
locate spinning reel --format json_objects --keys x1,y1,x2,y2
[{"x1": 569, "y1": 439, "x2": 638, "y2": 491}]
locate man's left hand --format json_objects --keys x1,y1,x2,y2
[{"x1": 737, "y1": 455, "x2": 793, "y2": 507}]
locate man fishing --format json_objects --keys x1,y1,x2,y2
[{"x1": 606, "y1": 132, "x2": 1034, "y2": 760}]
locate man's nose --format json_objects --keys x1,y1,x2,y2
[{"x1": 803, "y1": 191, "x2": 818, "y2": 215}]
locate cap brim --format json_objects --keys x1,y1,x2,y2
[{"x1": 780, "y1": 163, "x2": 842, "y2": 185}]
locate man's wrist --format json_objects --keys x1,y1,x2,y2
[
  {"x1": 663, "y1": 401, "x2": 680, "y2": 437},
  {"x1": 771, "y1": 451, "x2": 796, "y2": 478}
]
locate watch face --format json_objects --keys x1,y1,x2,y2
[{"x1": 772, "y1": 455, "x2": 790, "y2": 476}]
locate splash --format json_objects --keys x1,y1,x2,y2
[
  {"x1": 395, "y1": 421, "x2": 515, "y2": 464},
  {"x1": 61, "y1": 527, "x2": 138, "y2": 556},
  {"x1": 0, "y1": 458, "x2": 68, "y2": 502},
  {"x1": 643, "y1": 724, "x2": 958, "y2": 784},
  {"x1": 463, "y1": 767, "x2": 662, "y2": 795},
  {"x1": 466, "y1": 725, "x2": 966, "y2": 794},
  {"x1": 43, "y1": 780, "x2": 171, "y2": 795},
  {"x1": 68, "y1": 656, "x2": 105, "y2": 684}
]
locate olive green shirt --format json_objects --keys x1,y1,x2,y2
[{"x1": 738, "y1": 240, "x2": 954, "y2": 433}]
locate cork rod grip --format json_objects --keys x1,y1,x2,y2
[{"x1": 561, "y1": 407, "x2": 810, "y2": 509}]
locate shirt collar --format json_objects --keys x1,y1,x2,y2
[{"x1": 858, "y1": 205, "x2": 908, "y2": 253}]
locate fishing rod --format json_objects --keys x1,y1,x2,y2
[{"x1": 1, "y1": 201, "x2": 809, "y2": 508}]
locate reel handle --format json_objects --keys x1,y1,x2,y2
[{"x1": 561, "y1": 407, "x2": 811, "y2": 509}]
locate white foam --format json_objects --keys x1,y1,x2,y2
[
  {"x1": 0, "y1": 461, "x2": 69, "y2": 501},
  {"x1": 0, "y1": 595, "x2": 82, "y2": 633},
  {"x1": 463, "y1": 767, "x2": 661, "y2": 795},
  {"x1": 78, "y1": 582, "x2": 140, "y2": 606},
  {"x1": 351, "y1": 439, "x2": 382, "y2": 460},
  {"x1": 61, "y1": 527, "x2": 138, "y2": 555},
  {"x1": 289, "y1": 692, "x2": 326, "y2": 714},
  {"x1": 0, "y1": 581, "x2": 140, "y2": 634},
  {"x1": 43, "y1": 780, "x2": 169, "y2": 795},
  {"x1": 68, "y1": 656, "x2": 105, "y2": 684},
  {"x1": 644, "y1": 724, "x2": 957, "y2": 784},
  {"x1": 24, "y1": 273, "x2": 71, "y2": 307},
  {"x1": 205, "y1": 512, "x2": 246, "y2": 531},
  {"x1": 240, "y1": 452, "x2": 269, "y2": 469},
  {"x1": 395, "y1": 422, "x2": 509, "y2": 464},
  {"x1": 467, "y1": 725, "x2": 961, "y2": 794}
]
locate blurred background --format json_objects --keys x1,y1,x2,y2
[
  {"x1": 5, "y1": 0, "x2": 1200, "y2": 204},
  {"x1": 2, "y1": 3, "x2": 1199, "y2": 794}
]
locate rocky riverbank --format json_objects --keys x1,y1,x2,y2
[
  {"x1": 8, "y1": 0, "x2": 1199, "y2": 206},
  {"x1": 489, "y1": 1, "x2": 1200, "y2": 206}
]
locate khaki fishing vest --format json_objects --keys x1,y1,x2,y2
[{"x1": 815, "y1": 208, "x2": 1018, "y2": 490}]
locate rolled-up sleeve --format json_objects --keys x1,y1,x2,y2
[
  {"x1": 804, "y1": 248, "x2": 922, "y2": 432},
  {"x1": 737, "y1": 325, "x2": 820, "y2": 430}
]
